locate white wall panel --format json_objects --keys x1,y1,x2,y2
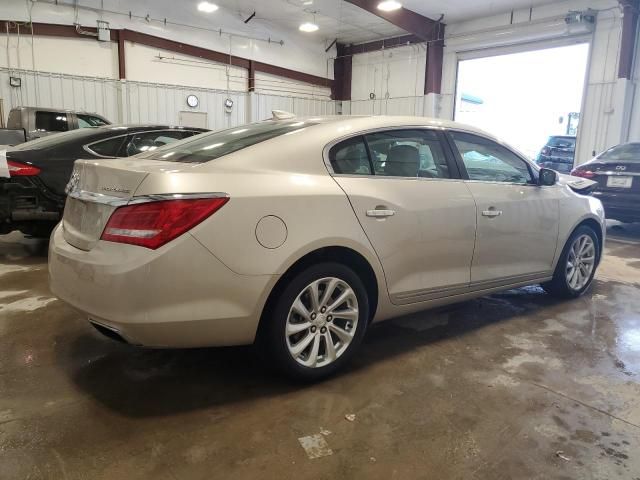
[
  {"x1": 125, "y1": 42, "x2": 247, "y2": 92},
  {"x1": 351, "y1": 44, "x2": 427, "y2": 101},
  {"x1": 0, "y1": 34, "x2": 118, "y2": 79}
]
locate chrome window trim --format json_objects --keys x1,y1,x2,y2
[
  {"x1": 83, "y1": 129, "x2": 200, "y2": 158},
  {"x1": 68, "y1": 190, "x2": 229, "y2": 207},
  {"x1": 322, "y1": 124, "x2": 454, "y2": 181}
]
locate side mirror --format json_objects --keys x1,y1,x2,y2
[{"x1": 538, "y1": 168, "x2": 558, "y2": 186}]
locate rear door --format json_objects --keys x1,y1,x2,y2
[
  {"x1": 448, "y1": 131, "x2": 560, "y2": 286},
  {"x1": 329, "y1": 128, "x2": 477, "y2": 305}
]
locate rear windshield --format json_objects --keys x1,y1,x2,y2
[
  {"x1": 599, "y1": 143, "x2": 640, "y2": 162},
  {"x1": 145, "y1": 121, "x2": 317, "y2": 163},
  {"x1": 548, "y1": 137, "x2": 576, "y2": 148}
]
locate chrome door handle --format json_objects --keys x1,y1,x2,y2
[
  {"x1": 482, "y1": 209, "x2": 503, "y2": 218},
  {"x1": 366, "y1": 209, "x2": 396, "y2": 218}
]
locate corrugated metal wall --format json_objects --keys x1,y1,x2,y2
[
  {"x1": 250, "y1": 92, "x2": 337, "y2": 122},
  {"x1": 124, "y1": 81, "x2": 247, "y2": 130},
  {"x1": 0, "y1": 67, "x2": 337, "y2": 130},
  {"x1": 343, "y1": 96, "x2": 427, "y2": 116},
  {"x1": 0, "y1": 68, "x2": 120, "y2": 123}
]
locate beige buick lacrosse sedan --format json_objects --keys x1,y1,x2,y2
[{"x1": 49, "y1": 115, "x2": 605, "y2": 380}]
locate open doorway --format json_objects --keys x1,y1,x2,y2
[{"x1": 454, "y1": 43, "x2": 590, "y2": 171}]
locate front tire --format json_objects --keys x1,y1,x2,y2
[
  {"x1": 542, "y1": 225, "x2": 600, "y2": 298},
  {"x1": 262, "y1": 262, "x2": 369, "y2": 381}
]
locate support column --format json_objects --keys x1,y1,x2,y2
[
  {"x1": 332, "y1": 44, "x2": 352, "y2": 101},
  {"x1": 618, "y1": 0, "x2": 639, "y2": 80}
]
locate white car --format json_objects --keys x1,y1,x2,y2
[{"x1": 49, "y1": 115, "x2": 605, "y2": 380}]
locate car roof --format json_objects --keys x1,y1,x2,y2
[{"x1": 277, "y1": 115, "x2": 503, "y2": 142}]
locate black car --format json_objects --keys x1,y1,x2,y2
[
  {"x1": 1, "y1": 125, "x2": 207, "y2": 237},
  {"x1": 571, "y1": 142, "x2": 640, "y2": 223},
  {"x1": 536, "y1": 135, "x2": 576, "y2": 173}
]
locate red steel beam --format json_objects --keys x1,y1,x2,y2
[
  {"x1": 618, "y1": 0, "x2": 639, "y2": 80},
  {"x1": 344, "y1": 0, "x2": 442, "y2": 41}
]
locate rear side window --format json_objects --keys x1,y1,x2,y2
[
  {"x1": 77, "y1": 114, "x2": 109, "y2": 128},
  {"x1": 329, "y1": 136, "x2": 371, "y2": 175},
  {"x1": 7, "y1": 110, "x2": 21, "y2": 129},
  {"x1": 599, "y1": 143, "x2": 640, "y2": 162},
  {"x1": 123, "y1": 130, "x2": 187, "y2": 156},
  {"x1": 36, "y1": 111, "x2": 69, "y2": 132},
  {"x1": 87, "y1": 136, "x2": 126, "y2": 157},
  {"x1": 146, "y1": 121, "x2": 317, "y2": 163},
  {"x1": 365, "y1": 129, "x2": 450, "y2": 178}
]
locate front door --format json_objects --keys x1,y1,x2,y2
[
  {"x1": 448, "y1": 131, "x2": 560, "y2": 286},
  {"x1": 329, "y1": 128, "x2": 477, "y2": 304}
]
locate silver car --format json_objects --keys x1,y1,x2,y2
[{"x1": 49, "y1": 115, "x2": 605, "y2": 380}]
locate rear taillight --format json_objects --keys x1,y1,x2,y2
[
  {"x1": 100, "y1": 197, "x2": 229, "y2": 249},
  {"x1": 8, "y1": 160, "x2": 41, "y2": 177},
  {"x1": 570, "y1": 168, "x2": 595, "y2": 179}
]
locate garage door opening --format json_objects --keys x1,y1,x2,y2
[{"x1": 454, "y1": 43, "x2": 590, "y2": 165}]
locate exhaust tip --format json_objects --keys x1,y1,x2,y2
[{"x1": 90, "y1": 321, "x2": 129, "y2": 344}]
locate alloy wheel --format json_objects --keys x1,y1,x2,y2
[
  {"x1": 565, "y1": 234, "x2": 596, "y2": 291},
  {"x1": 285, "y1": 277, "x2": 359, "y2": 368}
]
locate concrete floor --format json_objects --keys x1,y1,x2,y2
[{"x1": 1, "y1": 224, "x2": 639, "y2": 480}]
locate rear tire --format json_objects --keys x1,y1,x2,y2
[
  {"x1": 542, "y1": 225, "x2": 600, "y2": 298},
  {"x1": 261, "y1": 262, "x2": 369, "y2": 381}
]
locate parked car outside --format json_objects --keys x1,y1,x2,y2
[
  {"x1": 1, "y1": 125, "x2": 207, "y2": 237},
  {"x1": 48, "y1": 115, "x2": 605, "y2": 380},
  {"x1": 536, "y1": 135, "x2": 576, "y2": 173},
  {"x1": 3, "y1": 106, "x2": 111, "y2": 144},
  {"x1": 571, "y1": 142, "x2": 640, "y2": 223}
]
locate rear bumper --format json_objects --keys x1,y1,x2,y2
[
  {"x1": 592, "y1": 191, "x2": 640, "y2": 222},
  {"x1": 48, "y1": 224, "x2": 277, "y2": 347}
]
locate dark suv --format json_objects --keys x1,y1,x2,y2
[{"x1": 536, "y1": 136, "x2": 576, "y2": 173}]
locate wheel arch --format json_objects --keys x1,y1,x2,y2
[
  {"x1": 256, "y1": 246, "x2": 380, "y2": 340},
  {"x1": 558, "y1": 216, "x2": 604, "y2": 268}
]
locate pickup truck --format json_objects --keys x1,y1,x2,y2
[{"x1": 2, "y1": 106, "x2": 111, "y2": 145}]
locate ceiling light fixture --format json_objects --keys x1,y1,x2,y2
[
  {"x1": 377, "y1": 0, "x2": 402, "y2": 12},
  {"x1": 197, "y1": 1, "x2": 219, "y2": 13},
  {"x1": 299, "y1": 21, "x2": 319, "y2": 32}
]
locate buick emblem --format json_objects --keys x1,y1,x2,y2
[
  {"x1": 65, "y1": 170, "x2": 80, "y2": 194},
  {"x1": 615, "y1": 165, "x2": 627, "y2": 171}
]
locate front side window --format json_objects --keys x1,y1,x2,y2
[
  {"x1": 77, "y1": 114, "x2": 109, "y2": 128},
  {"x1": 365, "y1": 129, "x2": 450, "y2": 178},
  {"x1": 35, "y1": 111, "x2": 68, "y2": 132},
  {"x1": 124, "y1": 131, "x2": 186, "y2": 156},
  {"x1": 452, "y1": 132, "x2": 533, "y2": 184},
  {"x1": 329, "y1": 136, "x2": 372, "y2": 175}
]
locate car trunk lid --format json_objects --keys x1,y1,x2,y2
[
  {"x1": 587, "y1": 161, "x2": 640, "y2": 193},
  {"x1": 62, "y1": 158, "x2": 173, "y2": 250}
]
